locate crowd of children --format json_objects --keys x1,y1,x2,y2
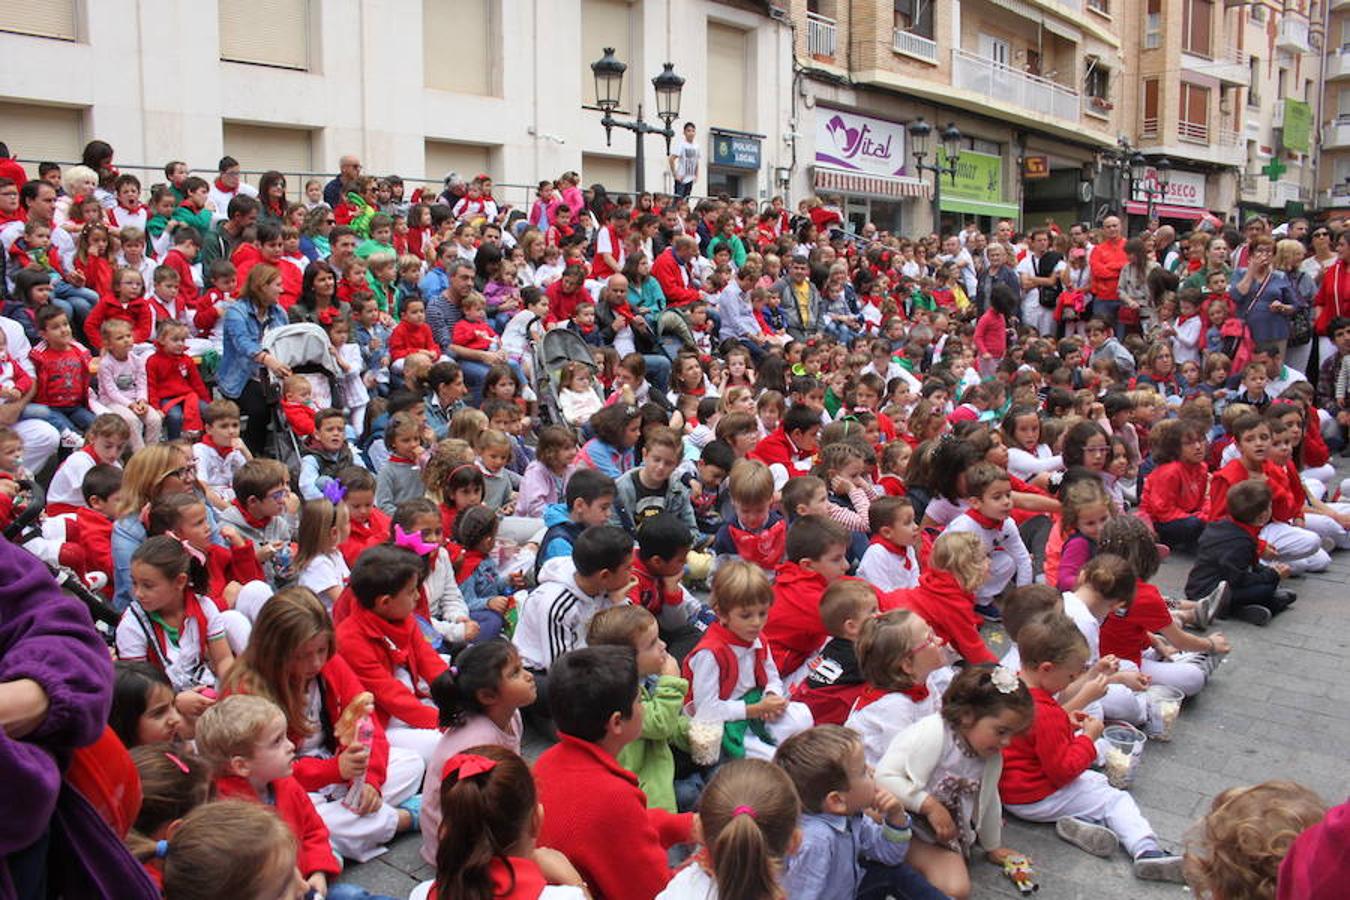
[{"x1": 7, "y1": 152, "x2": 1350, "y2": 899}]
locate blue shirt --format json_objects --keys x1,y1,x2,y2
[
  {"x1": 783, "y1": 811, "x2": 911, "y2": 898},
  {"x1": 218, "y1": 300, "x2": 289, "y2": 398}
]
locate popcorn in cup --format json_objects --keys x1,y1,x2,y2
[
  {"x1": 1145, "y1": 685, "x2": 1185, "y2": 742},
  {"x1": 1102, "y1": 724, "x2": 1147, "y2": 789},
  {"x1": 684, "y1": 702, "x2": 724, "y2": 766}
]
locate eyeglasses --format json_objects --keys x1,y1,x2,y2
[
  {"x1": 269, "y1": 488, "x2": 290, "y2": 502},
  {"x1": 1083, "y1": 444, "x2": 1110, "y2": 455},
  {"x1": 1314, "y1": 231, "x2": 1331, "y2": 238},
  {"x1": 158, "y1": 465, "x2": 194, "y2": 485},
  {"x1": 907, "y1": 631, "x2": 945, "y2": 656}
]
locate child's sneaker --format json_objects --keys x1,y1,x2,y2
[
  {"x1": 59, "y1": 430, "x2": 83, "y2": 449},
  {"x1": 1055, "y1": 817, "x2": 1118, "y2": 857},
  {"x1": 1236, "y1": 605, "x2": 1273, "y2": 627},
  {"x1": 1133, "y1": 849, "x2": 1185, "y2": 883},
  {"x1": 974, "y1": 602, "x2": 1002, "y2": 622},
  {"x1": 1194, "y1": 580, "x2": 1229, "y2": 630}
]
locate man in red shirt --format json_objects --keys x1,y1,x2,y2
[{"x1": 1088, "y1": 215, "x2": 1127, "y2": 332}]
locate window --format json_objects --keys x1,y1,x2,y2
[
  {"x1": 0, "y1": 0, "x2": 76, "y2": 40},
  {"x1": 1250, "y1": 2, "x2": 1266, "y2": 23},
  {"x1": 1087, "y1": 0, "x2": 1109, "y2": 13},
  {"x1": 1248, "y1": 58, "x2": 1261, "y2": 106},
  {"x1": 1179, "y1": 82, "x2": 1210, "y2": 142},
  {"x1": 1182, "y1": 0, "x2": 1213, "y2": 57},
  {"x1": 1142, "y1": 79, "x2": 1160, "y2": 137},
  {"x1": 893, "y1": 0, "x2": 935, "y2": 39},
  {"x1": 1277, "y1": 68, "x2": 1288, "y2": 99},
  {"x1": 978, "y1": 34, "x2": 1009, "y2": 67},
  {"x1": 219, "y1": 0, "x2": 309, "y2": 70},
  {"x1": 0, "y1": 102, "x2": 83, "y2": 176},
  {"x1": 580, "y1": 0, "x2": 635, "y2": 110},
  {"x1": 1085, "y1": 62, "x2": 1110, "y2": 100},
  {"x1": 221, "y1": 124, "x2": 313, "y2": 196},
  {"x1": 1145, "y1": 0, "x2": 1162, "y2": 49},
  {"x1": 425, "y1": 140, "x2": 493, "y2": 184},
  {"x1": 424, "y1": 1, "x2": 493, "y2": 94},
  {"x1": 707, "y1": 23, "x2": 748, "y2": 131},
  {"x1": 581, "y1": 153, "x2": 634, "y2": 193}
]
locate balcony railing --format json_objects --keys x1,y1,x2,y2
[
  {"x1": 951, "y1": 48, "x2": 1080, "y2": 123},
  {"x1": 893, "y1": 29, "x2": 938, "y2": 63},
  {"x1": 1141, "y1": 116, "x2": 1159, "y2": 138},
  {"x1": 1218, "y1": 127, "x2": 1242, "y2": 146},
  {"x1": 1178, "y1": 120, "x2": 1210, "y2": 143},
  {"x1": 806, "y1": 12, "x2": 837, "y2": 60},
  {"x1": 1277, "y1": 15, "x2": 1311, "y2": 54}
]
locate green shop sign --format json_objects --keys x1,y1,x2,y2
[
  {"x1": 937, "y1": 148, "x2": 1002, "y2": 202},
  {"x1": 1282, "y1": 99, "x2": 1311, "y2": 154}
]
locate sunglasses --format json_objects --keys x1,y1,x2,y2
[{"x1": 1313, "y1": 231, "x2": 1330, "y2": 238}]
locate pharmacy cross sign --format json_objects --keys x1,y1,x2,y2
[{"x1": 1262, "y1": 157, "x2": 1288, "y2": 183}]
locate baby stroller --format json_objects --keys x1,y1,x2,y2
[
  {"x1": 535, "y1": 328, "x2": 603, "y2": 427},
  {"x1": 262, "y1": 323, "x2": 344, "y2": 477}
]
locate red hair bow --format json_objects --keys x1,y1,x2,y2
[
  {"x1": 318, "y1": 306, "x2": 342, "y2": 326},
  {"x1": 442, "y1": 752, "x2": 496, "y2": 781}
]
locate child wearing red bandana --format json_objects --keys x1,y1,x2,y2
[
  {"x1": 146, "y1": 320, "x2": 210, "y2": 437},
  {"x1": 857, "y1": 496, "x2": 922, "y2": 592},
  {"x1": 106, "y1": 173, "x2": 147, "y2": 231},
  {"x1": 943, "y1": 463, "x2": 1033, "y2": 614},
  {"x1": 844, "y1": 608, "x2": 955, "y2": 767},
  {"x1": 880, "y1": 531, "x2": 999, "y2": 667},
  {"x1": 763, "y1": 516, "x2": 852, "y2": 682},
  {"x1": 711, "y1": 459, "x2": 788, "y2": 574},
  {"x1": 792, "y1": 580, "x2": 878, "y2": 726},
  {"x1": 192, "y1": 400, "x2": 251, "y2": 506},
  {"x1": 1185, "y1": 479, "x2": 1295, "y2": 625},
  {"x1": 44, "y1": 413, "x2": 129, "y2": 513}
]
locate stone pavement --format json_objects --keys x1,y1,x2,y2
[{"x1": 339, "y1": 522, "x2": 1350, "y2": 899}]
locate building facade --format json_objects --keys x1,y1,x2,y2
[{"x1": 0, "y1": 0, "x2": 794, "y2": 205}]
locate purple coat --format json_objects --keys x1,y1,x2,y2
[{"x1": 0, "y1": 538, "x2": 157, "y2": 899}]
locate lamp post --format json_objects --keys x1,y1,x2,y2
[
  {"x1": 1130, "y1": 153, "x2": 1171, "y2": 223},
  {"x1": 590, "y1": 48, "x2": 685, "y2": 194},
  {"x1": 907, "y1": 117, "x2": 962, "y2": 233}
]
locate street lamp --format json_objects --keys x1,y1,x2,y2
[
  {"x1": 1130, "y1": 154, "x2": 1171, "y2": 222},
  {"x1": 908, "y1": 117, "x2": 962, "y2": 232},
  {"x1": 590, "y1": 49, "x2": 685, "y2": 193}
]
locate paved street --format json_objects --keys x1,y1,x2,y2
[{"x1": 341, "y1": 510, "x2": 1350, "y2": 899}]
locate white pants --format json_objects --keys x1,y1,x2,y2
[
  {"x1": 311, "y1": 745, "x2": 424, "y2": 863},
  {"x1": 1261, "y1": 521, "x2": 1330, "y2": 574},
  {"x1": 1141, "y1": 649, "x2": 1206, "y2": 697},
  {"x1": 1006, "y1": 770, "x2": 1157, "y2": 857},
  {"x1": 1101, "y1": 681, "x2": 1149, "y2": 725},
  {"x1": 219, "y1": 609, "x2": 252, "y2": 654},
  {"x1": 387, "y1": 720, "x2": 443, "y2": 765},
  {"x1": 16, "y1": 419, "x2": 58, "y2": 474},
  {"x1": 744, "y1": 700, "x2": 814, "y2": 761},
  {"x1": 1304, "y1": 508, "x2": 1350, "y2": 550},
  {"x1": 1021, "y1": 298, "x2": 1055, "y2": 336},
  {"x1": 218, "y1": 580, "x2": 276, "y2": 650},
  {"x1": 978, "y1": 551, "x2": 1018, "y2": 601}
]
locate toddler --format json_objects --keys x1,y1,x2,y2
[
  {"x1": 92, "y1": 319, "x2": 162, "y2": 450},
  {"x1": 146, "y1": 320, "x2": 210, "y2": 437},
  {"x1": 558, "y1": 361, "x2": 603, "y2": 427}
]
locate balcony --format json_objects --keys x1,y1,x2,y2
[
  {"x1": 893, "y1": 29, "x2": 938, "y2": 64},
  {"x1": 806, "y1": 12, "x2": 836, "y2": 62},
  {"x1": 1277, "y1": 15, "x2": 1311, "y2": 54},
  {"x1": 1327, "y1": 47, "x2": 1350, "y2": 81},
  {"x1": 1325, "y1": 116, "x2": 1350, "y2": 149},
  {"x1": 950, "y1": 48, "x2": 1080, "y2": 124},
  {"x1": 1178, "y1": 120, "x2": 1209, "y2": 144},
  {"x1": 1183, "y1": 46, "x2": 1250, "y2": 86},
  {"x1": 1274, "y1": 101, "x2": 1284, "y2": 128},
  {"x1": 1141, "y1": 116, "x2": 1159, "y2": 139}
]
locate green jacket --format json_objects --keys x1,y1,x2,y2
[
  {"x1": 616, "y1": 673, "x2": 689, "y2": 812},
  {"x1": 356, "y1": 238, "x2": 395, "y2": 260},
  {"x1": 343, "y1": 191, "x2": 376, "y2": 239},
  {"x1": 198, "y1": 220, "x2": 238, "y2": 270},
  {"x1": 171, "y1": 204, "x2": 213, "y2": 240},
  {"x1": 707, "y1": 234, "x2": 748, "y2": 268}
]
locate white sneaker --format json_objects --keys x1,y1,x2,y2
[
  {"x1": 83, "y1": 571, "x2": 108, "y2": 593},
  {"x1": 59, "y1": 430, "x2": 83, "y2": 449}
]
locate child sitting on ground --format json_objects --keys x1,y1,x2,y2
[
  {"x1": 192, "y1": 400, "x2": 251, "y2": 508},
  {"x1": 881, "y1": 530, "x2": 999, "y2": 666},
  {"x1": 475, "y1": 428, "x2": 521, "y2": 511},
  {"x1": 219, "y1": 459, "x2": 294, "y2": 586},
  {"x1": 452, "y1": 505, "x2": 522, "y2": 642},
  {"x1": 945, "y1": 462, "x2": 1033, "y2": 619},
  {"x1": 1186, "y1": 480, "x2": 1297, "y2": 626},
  {"x1": 627, "y1": 513, "x2": 709, "y2": 660},
  {"x1": 792, "y1": 580, "x2": 879, "y2": 726},
  {"x1": 536, "y1": 469, "x2": 617, "y2": 572},
  {"x1": 764, "y1": 515, "x2": 852, "y2": 683},
  {"x1": 297, "y1": 407, "x2": 363, "y2": 501},
  {"x1": 711, "y1": 459, "x2": 787, "y2": 575},
  {"x1": 374, "y1": 413, "x2": 426, "y2": 515},
  {"x1": 858, "y1": 496, "x2": 922, "y2": 591},
  {"x1": 337, "y1": 468, "x2": 389, "y2": 565},
  {"x1": 612, "y1": 425, "x2": 699, "y2": 542}
]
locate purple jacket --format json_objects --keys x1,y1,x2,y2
[{"x1": 0, "y1": 538, "x2": 157, "y2": 899}]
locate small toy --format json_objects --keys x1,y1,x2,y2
[{"x1": 1001, "y1": 853, "x2": 1038, "y2": 894}]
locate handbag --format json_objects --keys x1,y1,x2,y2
[
  {"x1": 1289, "y1": 304, "x2": 1313, "y2": 347},
  {"x1": 1036, "y1": 251, "x2": 1064, "y2": 309}
]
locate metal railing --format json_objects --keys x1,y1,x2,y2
[
  {"x1": 951, "y1": 48, "x2": 1080, "y2": 123},
  {"x1": 1140, "y1": 117, "x2": 1159, "y2": 138},
  {"x1": 1178, "y1": 120, "x2": 1210, "y2": 143},
  {"x1": 893, "y1": 29, "x2": 938, "y2": 63},
  {"x1": 1218, "y1": 127, "x2": 1242, "y2": 146},
  {"x1": 806, "y1": 12, "x2": 837, "y2": 59}
]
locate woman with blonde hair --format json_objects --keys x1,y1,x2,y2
[
  {"x1": 110, "y1": 444, "x2": 199, "y2": 612},
  {"x1": 1275, "y1": 237, "x2": 1316, "y2": 373}
]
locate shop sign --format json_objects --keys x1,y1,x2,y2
[
  {"x1": 1023, "y1": 155, "x2": 1049, "y2": 179},
  {"x1": 1130, "y1": 167, "x2": 1206, "y2": 209},
  {"x1": 710, "y1": 132, "x2": 761, "y2": 170},
  {"x1": 936, "y1": 148, "x2": 1003, "y2": 203},
  {"x1": 815, "y1": 108, "x2": 908, "y2": 177},
  {"x1": 1282, "y1": 99, "x2": 1311, "y2": 154}
]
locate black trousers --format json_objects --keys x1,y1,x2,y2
[{"x1": 232, "y1": 379, "x2": 275, "y2": 458}]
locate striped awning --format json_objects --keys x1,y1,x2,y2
[{"x1": 813, "y1": 166, "x2": 931, "y2": 200}]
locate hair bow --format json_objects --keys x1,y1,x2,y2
[
  {"x1": 322, "y1": 480, "x2": 347, "y2": 505},
  {"x1": 318, "y1": 306, "x2": 343, "y2": 326},
  {"x1": 442, "y1": 752, "x2": 496, "y2": 782},
  {"x1": 393, "y1": 524, "x2": 438, "y2": 556},
  {"x1": 990, "y1": 666, "x2": 1020, "y2": 694},
  {"x1": 166, "y1": 530, "x2": 206, "y2": 566}
]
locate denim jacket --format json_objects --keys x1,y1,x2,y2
[{"x1": 219, "y1": 300, "x2": 289, "y2": 398}]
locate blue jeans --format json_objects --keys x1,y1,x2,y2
[
  {"x1": 858, "y1": 859, "x2": 948, "y2": 900},
  {"x1": 457, "y1": 358, "x2": 491, "y2": 405},
  {"x1": 643, "y1": 353, "x2": 671, "y2": 394},
  {"x1": 51, "y1": 281, "x2": 96, "y2": 333},
  {"x1": 470, "y1": 607, "x2": 505, "y2": 641},
  {"x1": 323, "y1": 886, "x2": 398, "y2": 900},
  {"x1": 163, "y1": 399, "x2": 210, "y2": 438},
  {"x1": 40, "y1": 405, "x2": 95, "y2": 433}
]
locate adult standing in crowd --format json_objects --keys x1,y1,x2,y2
[
  {"x1": 669, "y1": 122, "x2": 700, "y2": 199},
  {"x1": 1231, "y1": 235, "x2": 1298, "y2": 358},
  {"x1": 220, "y1": 264, "x2": 291, "y2": 456},
  {"x1": 1089, "y1": 214, "x2": 1128, "y2": 331}
]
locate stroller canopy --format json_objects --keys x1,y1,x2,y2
[
  {"x1": 539, "y1": 328, "x2": 598, "y2": 376},
  {"x1": 261, "y1": 323, "x2": 344, "y2": 380}
]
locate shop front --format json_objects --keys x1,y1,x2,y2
[
  {"x1": 1126, "y1": 166, "x2": 1210, "y2": 231},
  {"x1": 812, "y1": 106, "x2": 928, "y2": 235},
  {"x1": 935, "y1": 147, "x2": 1019, "y2": 235},
  {"x1": 1022, "y1": 153, "x2": 1093, "y2": 232},
  {"x1": 707, "y1": 129, "x2": 763, "y2": 198}
]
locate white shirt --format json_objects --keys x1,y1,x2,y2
[
  {"x1": 298, "y1": 551, "x2": 350, "y2": 607},
  {"x1": 672, "y1": 139, "x2": 700, "y2": 183},
  {"x1": 206, "y1": 180, "x2": 258, "y2": 224},
  {"x1": 845, "y1": 667, "x2": 954, "y2": 768},
  {"x1": 193, "y1": 441, "x2": 248, "y2": 500},
  {"x1": 1062, "y1": 590, "x2": 1102, "y2": 661},
  {"x1": 1016, "y1": 253, "x2": 1065, "y2": 309},
  {"x1": 686, "y1": 636, "x2": 786, "y2": 724},
  {"x1": 115, "y1": 597, "x2": 226, "y2": 692},
  {"x1": 1006, "y1": 445, "x2": 1063, "y2": 482},
  {"x1": 856, "y1": 543, "x2": 919, "y2": 593}
]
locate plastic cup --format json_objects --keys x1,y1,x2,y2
[
  {"x1": 1102, "y1": 724, "x2": 1147, "y2": 789},
  {"x1": 1146, "y1": 685, "x2": 1185, "y2": 742},
  {"x1": 683, "y1": 702, "x2": 724, "y2": 766}
]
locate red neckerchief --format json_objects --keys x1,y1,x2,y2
[
  {"x1": 1232, "y1": 518, "x2": 1269, "y2": 560},
  {"x1": 350, "y1": 603, "x2": 420, "y2": 672},
  {"x1": 454, "y1": 548, "x2": 487, "y2": 585},
  {"x1": 81, "y1": 445, "x2": 102, "y2": 465},
  {"x1": 146, "y1": 589, "x2": 211, "y2": 664},
  {"x1": 854, "y1": 681, "x2": 929, "y2": 711},
  {"x1": 387, "y1": 455, "x2": 419, "y2": 466},
  {"x1": 213, "y1": 177, "x2": 235, "y2": 195},
  {"x1": 201, "y1": 434, "x2": 234, "y2": 458},
  {"x1": 1177, "y1": 312, "x2": 1200, "y2": 327},
  {"x1": 964, "y1": 507, "x2": 1006, "y2": 530},
  {"x1": 230, "y1": 499, "x2": 272, "y2": 531},
  {"x1": 869, "y1": 534, "x2": 914, "y2": 568},
  {"x1": 426, "y1": 857, "x2": 549, "y2": 900}
]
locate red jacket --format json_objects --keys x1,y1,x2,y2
[
  {"x1": 388, "y1": 320, "x2": 438, "y2": 361},
  {"x1": 340, "y1": 507, "x2": 392, "y2": 567},
  {"x1": 29, "y1": 342, "x2": 91, "y2": 408},
  {"x1": 161, "y1": 248, "x2": 199, "y2": 309},
  {"x1": 146, "y1": 349, "x2": 209, "y2": 407},
  {"x1": 335, "y1": 603, "x2": 447, "y2": 729},
  {"x1": 1141, "y1": 460, "x2": 1209, "y2": 524},
  {"x1": 535, "y1": 734, "x2": 694, "y2": 900},
  {"x1": 1088, "y1": 238, "x2": 1127, "y2": 301},
  {"x1": 1269, "y1": 458, "x2": 1306, "y2": 522},
  {"x1": 71, "y1": 507, "x2": 114, "y2": 598},
  {"x1": 545, "y1": 279, "x2": 589, "y2": 325},
  {"x1": 1098, "y1": 582, "x2": 1173, "y2": 667},
  {"x1": 1315, "y1": 258, "x2": 1350, "y2": 335},
  {"x1": 75, "y1": 255, "x2": 114, "y2": 301},
  {"x1": 84, "y1": 295, "x2": 153, "y2": 349},
  {"x1": 282, "y1": 400, "x2": 317, "y2": 437},
  {"x1": 299, "y1": 657, "x2": 391, "y2": 794},
  {"x1": 763, "y1": 561, "x2": 832, "y2": 677},
  {"x1": 651, "y1": 247, "x2": 701, "y2": 308},
  {"x1": 1300, "y1": 404, "x2": 1331, "y2": 468},
  {"x1": 999, "y1": 686, "x2": 1097, "y2": 804},
  {"x1": 204, "y1": 542, "x2": 265, "y2": 609},
  {"x1": 234, "y1": 245, "x2": 302, "y2": 310},
  {"x1": 1206, "y1": 459, "x2": 1261, "y2": 521},
  {"x1": 451, "y1": 318, "x2": 499, "y2": 352},
  {"x1": 747, "y1": 427, "x2": 814, "y2": 476},
  {"x1": 973, "y1": 309, "x2": 1007, "y2": 360},
  {"x1": 213, "y1": 774, "x2": 339, "y2": 877},
  {"x1": 880, "y1": 568, "x2": 998, "y2": 666}
]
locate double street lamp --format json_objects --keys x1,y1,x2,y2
[
  {"x1": 1130, "y1": 152, "x2": 1171, "y2": 223},
  {"x1": 907, "y1": 117, "x2": 963, "y2": 233},
  {"x1": 590, "y1": 48, "x2": 685, "y2": 193}
]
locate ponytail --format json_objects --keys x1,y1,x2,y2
[
  {"x1": 428, "y1": 639, "x2": 518, "y2": 728},
  {"x1": 698, "y1": 760, "x2": 799, "y2": 900},
  {"x1": 435, "y1": 745, "x2": 536, "y2": 900},
  {"x1": 712, "y1": 811, "x2": 779, "y2": 900}
]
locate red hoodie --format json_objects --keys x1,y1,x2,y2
[
  {"x1": 84, "y1": 295, "x2": 153, "y2": 349},
  {"x1": 880, "y1": 569, "x2": 997, "y2": 666},
  {"x1": 161, "y1": 247, "x2": 199, "y2": 309},
  {"x1": 335, "y1": 603, "x2": 447, "y2": 728},
  {"x1": 1097, "y1": 582, "x2": 1172, "y2": 667},
  {"x1": 203, "y1": 542, "x2": 265, "y2": 609},
  {"x1": 747, "y1": 427, "x2": 814, "y2": 477},
  {"x1": 340, "y1": 507, "x2": 392, "y2": 567},
  {"x1": 999, "y1": 686, "x2": 1097, "y2": 804},
  {"x1": 1278, "y1": 798, "x2": 1350, "y2": 900},
  {"x1": 763, "y1": 561, "x2": 833, "y2": 677},
  {"x1": 1141, "y1": 460, "x2": 1209, "y2": 524},
  {"x1": 213, "y1": 775, "x2": 340, "y2": 878}
]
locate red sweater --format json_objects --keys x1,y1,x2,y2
[
  {"x1": 84, "y1": 296, "x2": 153, "y2": 349},
  {"x1": 880, "y1": 568, "x2": 998, "y2": 666},
  {"x1": 747, "y1": 427, "x2": 814, "y2": 476},
  {"x1": 75, "y1": 255, "x2": 114, "y2": 301},
  {"x1": 763, "y1": 561, "x2": 832, "y2": 677},
  {"x1": 204, "y1": 542, "x2": 265, "y2": 609},
  {"x1": 651, "y1": 248, "x2": 701, "y2": 308},
  {"x1": 71, "y1": 507, "x2": 114, "y2": 598},
  {"x1": 1206, "y1": 458, "x2": 1267, "y2": 522},
  {"x1": 545, "y1": 279, "x2": 589, "y2": 325},
  {"x1": 451, "y1": 318, "x2": 499, "y2": 352},
  {"x1": 29, "y1": 342, "x2": 91, "y2": 408},
  {"x1": 1315, "y1": 258, "x2": 1350, "y2": 335},
  {"x1": 340, "y1": 507, "x2": 392, "y2": 567},
  {"x1": 1141, "y1": 460, "x2": 1209, "y2": 523},
  {"x1": 1269, "y1": 458, "x2": 1307, "y2": 522},
  {"x1": 388, "y1": 320, "x2": 438, "y2": 361},
  {"x1": 161, "y1": 248, "x2": 199, "y2": 309},
  {"x1": 335, "y1": 603, "x2": 447, "y2": 729},
  {"x1": 146, "y1": 349, "x2": 209, "y2": 407},
  {"x1": 973, "y1": 308, "x2": 1006, "y2": 359},
  {"x1": 1098, "y1": 581, "x2": 1172, "y2": 667},
  {"x1": 535, "y1": 734, "x2": 694, "y2": 900},
  {"x1": 213, "y1": 774, "x2": 339, "y2": 877},
  {"x1": 999, "y1": 686, "x2": 1097, "y2": 804},
  {"x1": 1088, "y1": 238, "x2": 1127, "y2": 301}
]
